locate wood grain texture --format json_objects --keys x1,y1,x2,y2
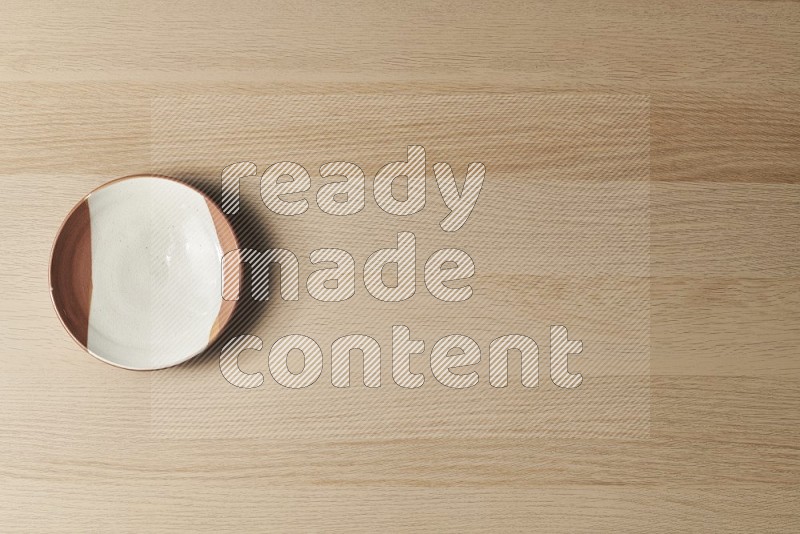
[{"x1": 1, "y1": 0, "x2": 799, "y2": 532}]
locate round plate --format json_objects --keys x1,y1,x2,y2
[{"x1": 50, "y1": 175, "x2": 239, "y2": 370}]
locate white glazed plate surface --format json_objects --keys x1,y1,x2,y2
[{"x1": 50, "y1": 176, "x2": 238, "y2": 370}]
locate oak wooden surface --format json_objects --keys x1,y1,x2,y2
[{"x1": 1, "y1": 1, "x2": 799, "y2": 532}]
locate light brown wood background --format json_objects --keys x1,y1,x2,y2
[{"x1": 1, "y1": 1, "x2": 799, "y2": 531}]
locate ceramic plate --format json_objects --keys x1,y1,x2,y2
[{"x1": 50, "y1": 175, "x2": 238, "y2": 370}]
